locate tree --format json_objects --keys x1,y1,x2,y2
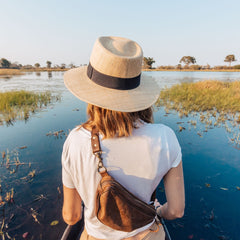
[
  {"x1": 143, "y1": 57, "x2": 155, "y2": 69},
  {"x1": 35, "y1": 63, "x2": 40, "y2": 68},
  {"x1": 60, "y1": 63, "x2": 66, "y2": 69},
  {"x1": 69, "y1": 63, "x2": 76, "y2": 68},
  {"x1": 179, "y1": 56, "x2": 196, "y2": 66},
  {"x1": 0, "y1": 58, "x2": 11, "y2": 68},
  {"x1": 46, "y1": 61, "x2": 52, "y2": 68},
  {"x1": 176, "y1": 64, "x2": 182, "y2": 70},
  {"x1": 224, "y1": 54, "x2": 236, "y2": 66}
]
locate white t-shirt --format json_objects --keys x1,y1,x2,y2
[{"x1": 62, "y1": 122, "x2": 182, "y2": 239}]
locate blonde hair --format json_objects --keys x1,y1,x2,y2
[{"x1": 81, "y1": 104, "x2": 153, "y2": 138}]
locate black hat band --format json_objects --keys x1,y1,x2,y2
[{"x1": 87, "y1": 62, "x2": 141, "y2": 90}]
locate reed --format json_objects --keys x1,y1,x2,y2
[
  {"x1": 0, "y1": 90, "x2": 59, "y2": 125},
  {"x1": 157, "y1": 80, "x2": 240, "y2": 113},
  {"x1": 157, "y1": 80, "x2": 240, "y2": 147}
]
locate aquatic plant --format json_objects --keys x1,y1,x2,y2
[
  {"x1": 45, "y1": 129, "x2": 67, "y2": 139},
  {"x1": 0, "y1": 90, "x2": 60, "y2": 125},
  {"x1": 156, "y1": 80, "x2": 240, "y2": 148},
  {"x1": 157, "y1": 80, "x2": 240, "y2": 113},
  {"x1": 0, "y1": 147, "x2": 35, "y2": 239}
]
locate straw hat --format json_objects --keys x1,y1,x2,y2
[{"x1": 64, "y1": 36, "x2": 160, "y2": 112}]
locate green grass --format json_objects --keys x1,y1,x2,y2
[
  {"x1": 0, "y1": 90, "x2": 59, "y2": 125},
  {"x1": 157, "y1": 80, "x2": 240, "y2": 113}
]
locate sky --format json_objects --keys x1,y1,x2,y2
[{"x1": 1, "y1": 0, "x2": 240, "y2": 67}]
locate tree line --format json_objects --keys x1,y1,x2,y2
[
  {"x1": 1, "y1": 55, "x2": 239, "y2": 70},
  {"x1": 0, "y1": 59, "x2": 77, "y2": 70},
  {"x1": 143, "y1": 54, "x2": 239, "y2": 70}
]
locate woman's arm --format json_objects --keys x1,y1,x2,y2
[
  {"x1": 157, "y1": 161, "x2": 185, "y2": 220},
  {"x1": 62, "y1": 185, "x2": 82, "y2": 225}
]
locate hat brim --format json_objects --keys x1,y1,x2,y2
[{"x1": 64, "y1": 66, "x2": 160, "y2": 112}]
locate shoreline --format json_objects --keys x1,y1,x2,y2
[
  {"x1": 0, "y1": 68, "x2": 69, "y2": 76},
  {"x1": 1, "y1": 68, "x2": 240, "y2": 77},
  {"x1": 142, "y1": 68, "x2": 240, "y2": 72},
  {"x1": 22, "y1": 68, "x2": 69, "y2": 72}
]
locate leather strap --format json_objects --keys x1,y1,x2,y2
[
  {"x1": 91, "y1": 126, "x2": 101, "y2": 154},
  {"x1": 150, "y1": 189, "x2": 156, "y2": 203}
]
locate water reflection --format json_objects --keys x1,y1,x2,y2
[
  {"x1": 48, "y1": 71, "x2": 52, "y2": 79},
  {"x1": 144, "y1": 71, "x2": 240, "y2": 89},
  {"x1": 0, "y1": 76, "x2": 12, "y2": 80},
  {"x1": 0, "y1": 71, "x2": 65, "y2": 93}
]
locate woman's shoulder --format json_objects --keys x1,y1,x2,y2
[
  {"x1": 68, "y1": 126, "x2": 91, "y2": 138},
  {"x1": 138, "y1": 122, "x2": 175, "y2": 136},
  {"x1": 63, "y1": 126, "x2": 91, "y2": 149},
  {"x1": 135, "y1": 122, "x2": 179, "y2": 147}
]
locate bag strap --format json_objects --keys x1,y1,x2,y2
[
  {"x1": 91, "y1": 126, "x2": 101, "y2": 154},
  {"x1": 150, "y1": 189, "x2": 156, "y2": 203},
  {"x1": 91, "y1": 126, "x2": 156, "y2": 203},
  {"x1": 91, "y1": 126, "x2": 107, "y2": 175}
]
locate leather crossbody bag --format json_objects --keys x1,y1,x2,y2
[{"x1": 91, "y1": 127, "x2": 157, "y2": 232}]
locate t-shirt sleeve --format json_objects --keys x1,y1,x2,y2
[
  {"x1": 171, "y1": 147, "x2": 182, "y2": 168},
  {"x1": 61, "y1": 138, "x2": 75, "y2": 189},
  {"x1": 167, "y1": 127, "x2": 182, "y2": 168}
]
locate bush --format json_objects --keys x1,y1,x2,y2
[
  {"x1": 233, "y1": 65, "x2": 240, "y2": 69},
  {"x1": 213, "y1": 65, "x2": 227, "y2": 70},
  {"x1": 157, "y1": 65, "x2": 175, "y2": 70},
  {"x1": 182, "y1": 65, "x2": 190, "y2": 69},
  {"x1": 176, "y1": 64, "x2": 182, "y2": 70},
  {"x1": 189, "y1": 65, "x2": 202, "y2": 70}
]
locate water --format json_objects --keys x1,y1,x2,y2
[{"x1": 0, "y1": 71, "x2": 239, "y2": 240}]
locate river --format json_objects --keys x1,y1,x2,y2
[{"x1": 0, "y1": 71, "x2": 239, "y2": 240}]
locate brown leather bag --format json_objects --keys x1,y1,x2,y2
[{"x1": 91, "y1": 127, "x2": 156, "y2": 232}]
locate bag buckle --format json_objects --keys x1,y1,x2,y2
[{"x1": 94, "y1": 152, "x2": 107, "y2": 173}]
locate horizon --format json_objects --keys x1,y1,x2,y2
[{"x1": 1, "y1": 0, "x2": 240, "y2": 67}]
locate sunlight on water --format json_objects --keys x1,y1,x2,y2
[{"x1": 0, "y1": 72, "x2": 65, "y2": 93}]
